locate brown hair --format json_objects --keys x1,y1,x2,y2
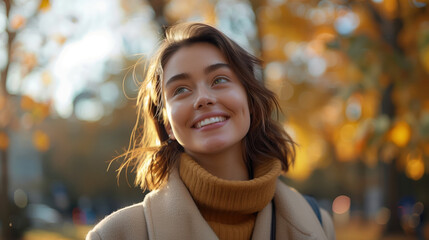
[{"x1": 117, "y1": 22, "x2": 295, "y2": 191}]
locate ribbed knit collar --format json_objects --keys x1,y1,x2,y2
[{"x1": 179, "y1": 153, "x2": 282, "y2": 240}]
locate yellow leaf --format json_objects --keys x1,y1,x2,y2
[
  {"x1": 0, "y1": 132, "x2": 9, "y2": 150},
  {"x1": 42, "y1": 71, "x2": 52, "y2": 86},
  {"x1": 424, "y1": 100, "x2": 429, "y2": 111},
  {"x1": 39, "y1": 0, "x2": 51, "y2": 12},
  {"x1": 33, "y1": 130, "x2": 50, "y2": 152},
  {"x1": 406, "y1": 158, "x2": 425, "y2": 181},
  {"x1": 21, "y1": 96, "x2": 35, "y2": 111},
  {"x1": 284, "y1": 123, "x2": 318, "y2": 181},
  {"x1": 423, "y1": 142, "x2": 429, "y2": 157},
  {"x1": 10, "y1": 15, "x2": 26, "y2": 30},
  {"x1": 53, "y1": 34, "x2": 67, "y2": 45},
  {"x1": 389, "y1": 121, "x2": 411, "y2": 147},
  {"x1": 32, "y1": 103, "x2": 50, "y2": 122},
  {"x1": 382, "y1": 0, "x2": 398, "y2": 18},
  {"x1": 334, "y1": 123, "x2": 359, "y2": 162},
  {"x1": 23, "y1": 53, "x2": 37, "y2": 69},
  {"x1": 420, "y1": 45, "x2": 429, "y2": 74},
  {"x1": 403, "y1": 150, "x2": 425, "y2": 181},
  {"x1": 372, "y1": 0, "x2": 398, "y2": 19}
]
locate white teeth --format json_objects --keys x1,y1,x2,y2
[{"x1": 195, "y1": 116, "x2": 226, "y2": 128}]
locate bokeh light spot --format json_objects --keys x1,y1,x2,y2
[
  {"x1": 420, "y1": 45, "x2": 429, "y2": 74},
  {"x1": 32, "y1": 130, "x2": 50, "y2": 152},
  {"x1": 265, "y1": 62, "x2": 284, "y2": 83},
  {"x1": 406, "y1": 159, "x2": 425, "y2": 181},
  {"x1": 308, "y1": 57, "x2": 327, "y2": 77},
  {"x1": 75, "y1": 98, "x2": 104, "y2": 122},
  {"x1": 21, "y1": 95, "x2": 35, "y2": 111},
  {"x1": 346, "y1": 95, "x2": 362, "y2": 121},
  {"x1": 333, "y1": 195, "x2": 351, "y2": 214},
  {"x1": 10, "y1": 15, "x2": 26, "y2": 30},
  {"x1": 375, "y1": 207, "x2": 391, "y2": 225},
  {"x1": 389, "y1": 121, "x2": 411, "y2": 147},
  {"x1": 39, "y1": 0, "x2": 51, "y2": 12},
  {"x1": 14, "y1": 189, "x2": 28, "y2": 208},
  {"x1": 334, "y1": 12, "x2": 359, "y2": 35},
  {"x1": 413, "y1": 202, "x2": 424, "y2": 215}
]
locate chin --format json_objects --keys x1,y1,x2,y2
[{"x1": 198, "y1": 140, "x2": 241, "y2": 155}]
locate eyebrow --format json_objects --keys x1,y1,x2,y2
[{"x1": 165, "y1": 63, "x2": 230, "y2": 87}]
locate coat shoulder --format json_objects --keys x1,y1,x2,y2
[
  {"x1": 275, "y1": 180, "x2": 336, "y2": 240},
  {"x1": 86, "y1": 202, "x2": 148, "y2": 240},
  {"x1": 321, "y1": 208, "x2": 336, "y2": 240}
]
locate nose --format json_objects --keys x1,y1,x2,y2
[{"x1": 193, "y1": 87, "x2": 216, "y2": 109}]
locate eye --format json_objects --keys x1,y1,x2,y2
[
  {"x1": 173, "y1": 87, "x2": 189, "y2": 96},
  {"x1": 212, "y1": 77, "x2": 228, "y2": 85}
]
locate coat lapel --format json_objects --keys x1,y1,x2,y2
[
  {"x1": 143, "y1": 168, "x2": 219, "y2": 240},
  {"x1": 252, "y1": 201, "x2": 272, "y2": 239}
]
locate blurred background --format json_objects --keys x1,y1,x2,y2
[{"x1": 0, "y1": 0, "x2": 428, "y2": 239}]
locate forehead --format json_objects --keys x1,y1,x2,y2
[{"x1": 162, "y1": 42, "x2": 228, "y2": 81}]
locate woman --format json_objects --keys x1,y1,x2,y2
[{"x1": 87, "y1": 22, "x2": 335, "y2": 240}]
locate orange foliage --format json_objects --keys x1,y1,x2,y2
[
  {"x1": 334, "y1": 122, "x2": 359, "y2": 162},
  {"x1": 254, "y1": 0, "x2": 428, "y2": 179},
  {"x1": 32, "y1": 103, "x2": 51, "y2": 123},
  {"x1": 424, "y1": 100, "x2": 429, "y2": 111},
  {"x1": 361, "y1": 90, "x2": 379, "y2": 119},
  {"x1": 10, "y1": 15, "x2": 26, "y2": 30},
  {"x1": 389, "y1": 121, "x2": 412, "y2": 147},
  {"x1": 354, "y1": 5, "x2": 380, "y2": 40},
  {"x1": 20, "y1": 96, "x2": 51, "y2": 122},
  {"x1": 53, "y1": 34, "x2": 67, "y2": 45},
  {"x1": 0, "y1": 132, "x2": 9, "y2": 150},
  {"x1": 165, "y1": 0, "x2": 216, "y2": 25},
  {"x1": 32, "y1": 130, "x2": 50, "y2": 152},
  {"x1": 405, "y1": 150, "x2": 425, "y2": 180},
  {"x1": 420, "y1": 44, "x2": 429, "y2": 74},
  {"x1": 22, "y1": 53, "x2": 38, "y2": 70},
  {"x1": 371, "y1": 0, "x2": 398, "y2": 19},
  {"x1": 42, "y1": 71, "x2": 53, "y2": 86},
  {"x1": 39, "y1": 0, "x2": 51, "y2": 12},
  {"x1": 21, "y1": 96, "x2": 35, "y2": 111}
]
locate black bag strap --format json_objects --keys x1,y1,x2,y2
[{"x1": 270, "y1": 199, "x2": 276, "y2": 240}]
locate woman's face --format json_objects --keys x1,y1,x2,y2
[{"x1": 162, "y1": 42, "x2": 251, "y2": 157}]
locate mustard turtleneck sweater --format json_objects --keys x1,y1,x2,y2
[{"x1": 179, "y1": 154, "x2": 282, "y2": 240}]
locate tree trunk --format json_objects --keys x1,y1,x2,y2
[
  {"x1": 380, "y1": 83, "x2": 403, "y2": 236},
  {"x1": 1, "y1": 1, "x2": 14, "y2": 238},
  {"x1": 147, "y1": 0, "x2": 169, "y2": 29},
  {"x1": 384, "y1": 158, "x2": 402, "y2": 234},
  {"x1": 1, "y1": 147, "x2": 11, "y2": 239}
]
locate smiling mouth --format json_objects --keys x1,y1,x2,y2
[{"x1": 194, "y1": 116, "x2": 227, "y2": 129}]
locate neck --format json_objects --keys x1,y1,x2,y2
[{"x1": 185, "y1": 143, "x2": 249, "y2": 181}]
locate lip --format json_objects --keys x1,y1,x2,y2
[{"x1": 191, "y1": 111, "x2": 230, "y2": 129}]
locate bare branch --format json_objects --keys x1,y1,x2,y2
[
  {"x1": 0, "y1": 0, "x2": 16, "y2": 97},
  {"x1": 147, "y1": 0, "x2": 169, "y2": 31}
]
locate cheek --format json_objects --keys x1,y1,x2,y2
[
  {"x1": 231, "y1": 90, "x2": 251, "y2": 117},
  {"x1": 164, "y1": 102, "x2": 175, "y2": 129},
  {"x1": 239, "y1": 94, "x2": 251, "y2": 128},
  {"x1": 166, "y1": 103, "x2": 186, "y2": 131}
]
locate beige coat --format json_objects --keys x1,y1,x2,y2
[{"x1": 86, "y1": 168, "x2": 335, "y2": 240}]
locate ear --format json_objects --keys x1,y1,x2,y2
[{"x1": 164, "y1": 122, "x2": 176, "y2": 140}]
